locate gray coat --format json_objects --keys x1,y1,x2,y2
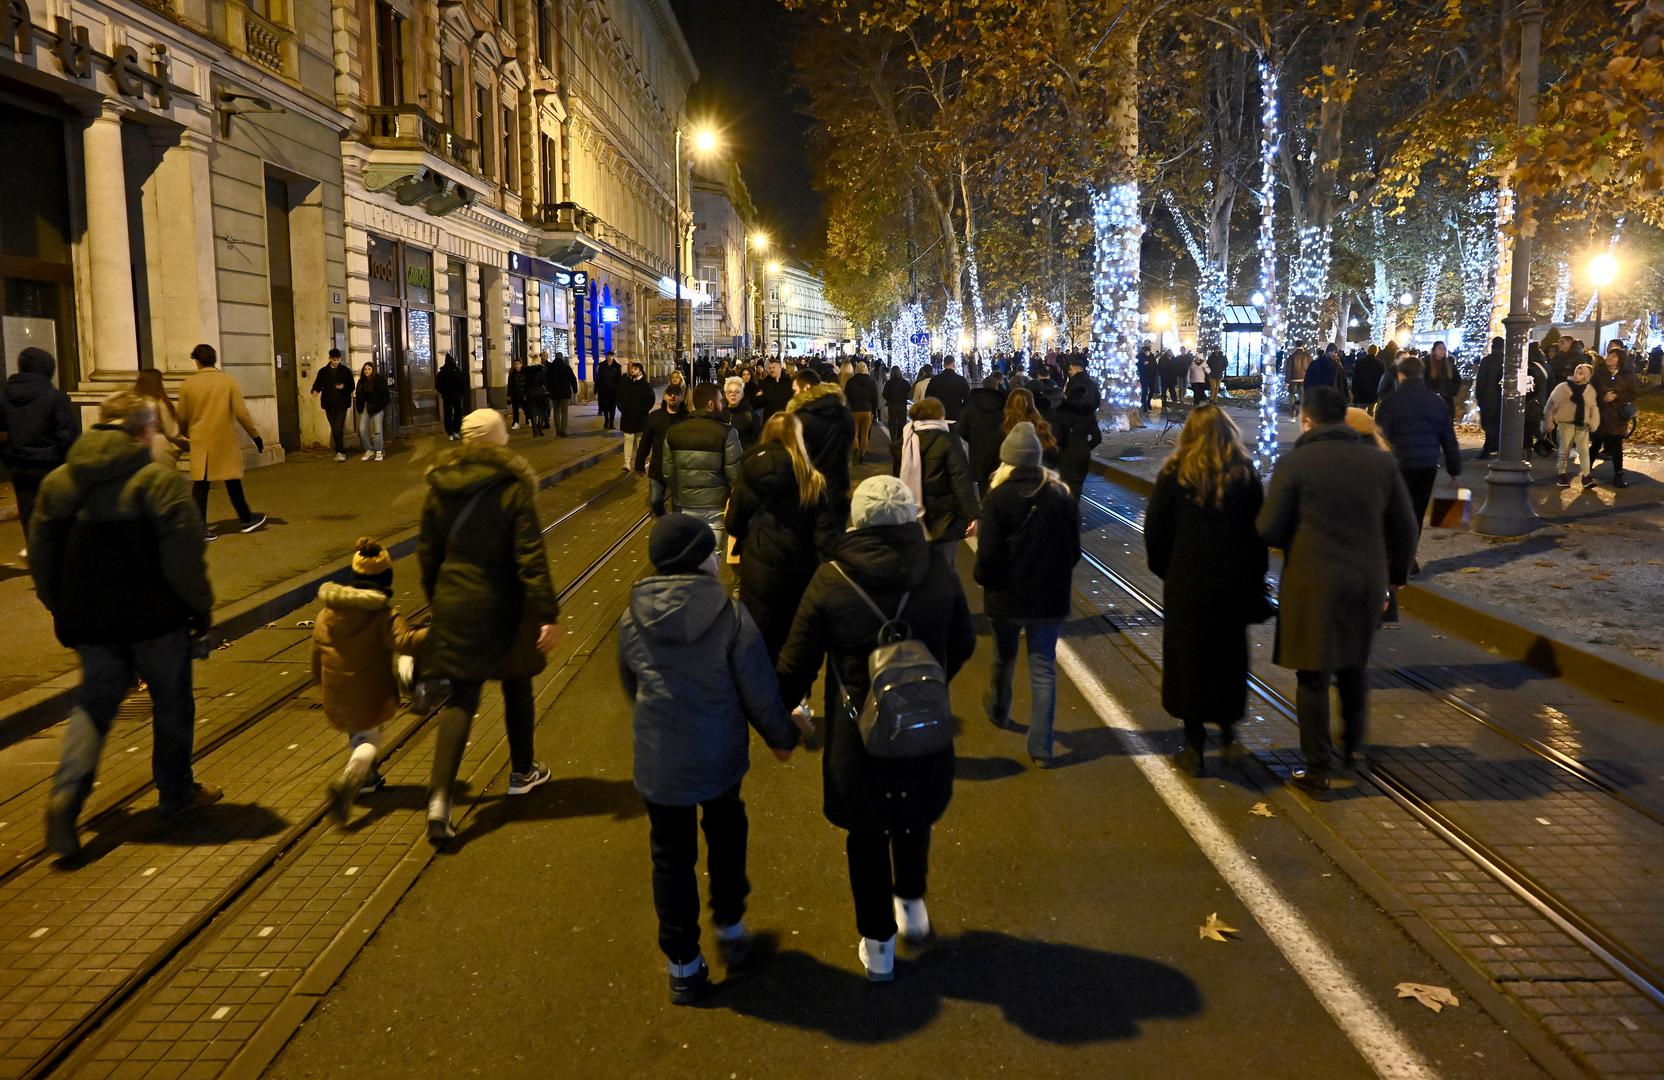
[
  {"x1": 1256, "y1": 424, "x2": 1417, "y2": 672},
  {"x1": 617, "y1": 573, "x2": 797, "y2": 806}
]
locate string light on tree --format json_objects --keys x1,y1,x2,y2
[
  {"x1": 1161, "y1": 191, "x2": 1225, "y2": 354},
  {"x1": 1284, "y1": 224, "x2": 1331, "y2": 352},
  {"x1": 1458, "y1": 179, "x2": 1500, "y2": 369},
  {"x1": 1087, "y1": 181, "x2": 1143, "y2": 430},
  {"x1": 1550, "y1": 261, "x2": 1571, "y2": 324},
  {"x1": 1254, "y1": 58, "x2": 1284, "y2": 477}
]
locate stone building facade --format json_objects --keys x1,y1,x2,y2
[
  {"x1": 768, "y1": 262, "x2": 850, "y2": 357},
  {"x1": 689, "y1": 161, "x2": 755, "y2": 357}
]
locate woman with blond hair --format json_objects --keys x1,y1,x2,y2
[
  {"x1": 133, "y1": 368, "x2": 187, "y2": 465},
  {"x1": 726, "y1": 411, "x2": 840, "y2": 660},
  {"x1": 1144, "y1": 405, "x2": 1270, "y2": 777}
]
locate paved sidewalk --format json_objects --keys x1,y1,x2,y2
[
  {"x1": 1096, "y1": 397, "x2": 1664, "y2": 671},
  {"x1": 0, "y1": 408, "x2": 627, "y2": 727}
]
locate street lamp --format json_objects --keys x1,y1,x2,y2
[
  {"x1": 1039, "y1": 324, "x2": 1055, "y2": 345},
  {"x1": 673, "y1": 122, "x2": 722, "y2": 370},
  {"x1": 1399, "y1": 291, "x2": 1415, "y2": 307},
  {"x1": 1590, "y1": 251, "x2": 1618, "y2": 342},
  {"x1": 744, "y1": 232, "x2": 769, "y2": 353},
  {"x1": 1250, "y1": 291, "x2": 1266, "y2": 308}
]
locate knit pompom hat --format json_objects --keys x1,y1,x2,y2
[
  {"x1": 648, "y1": 513, "x2": 716, "y2": 574},
  {"x1": 350, "y1": 537, "x2": 393, "y2": 593}
]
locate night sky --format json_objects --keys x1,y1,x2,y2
[{"x1": 669, "y1": 0, "x2": 823, "y2": 257}]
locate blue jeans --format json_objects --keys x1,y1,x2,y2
[
  {"x1": 53, "y1": 629, "x2": 197, "y2": 812},
  {"x1": 989, "y1": 619, "x2": 1063, "y2": 758}
]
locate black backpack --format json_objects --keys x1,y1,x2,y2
[{"x1": 829, "y1": 563, "x2": 954, "y2": 758}]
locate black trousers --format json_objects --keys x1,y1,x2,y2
[
  {"x1": 1596, "y1": 434, "x2": 1626, "y2": 479},
  {"x1": 509, "y1": 397, "x2": 525, "y2": 426},
  {"x1": 428, "y1": 677, "x2": 537, "y2": 801},
  {"x1": 1400, "y1": 466, "x2": 1438, "y2": 541},
  {"x1": 645, "y1": 784, "x2": 749, "y2": 964},
  {"x1": 846, "y1": 826, "x2": 931, "y2": 941},
  {"x1": 440, "y1": 394, "x2": 464, "y2": 437},
  {"x1": 598, "y1": 395, "x2": 616, "y2": 427},
  {"x1": 1479, "y1": 406, "x2": 1500, "y2": 454},
  {"x1": 325, "y1": 406, "x2": 349, "y2": 454},
  {"x1": 1295, "y1": 667, "x2": 1368, "y2": 774},
  {"x1": 192, "y1": 479, "x2": 253, "y2": 526},
  {"x1": 11, "y1": 467, "x2": 47, "y2": 539}
]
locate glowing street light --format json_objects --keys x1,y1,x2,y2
[
  {"x1": 749, "y1": 232, "x2": 769, "y2": 252},
  {"x1": 1250, "y1": 291, "x2": 1266, "y2": 308},
  {"x1": 1039, "y1": 324, "x2": 1055, "y2": 343},
  {"x1": 692, "y1": 125, "x2": 721, "y2": 157},
  {"x1": 977, "y1": 328, "x2": 995, "y2": 349},
  {"x1": 1590, "y1": 251, "x2": 1618, "y2": 337},
  {"x1": 957, "y1": 332, "x2": 973, "y2": 352},
  {"x1": 1399, "y1": 291, "x2": 1415, "y2": 307},
  {"x1": 767, "y1": 260, "x2": 782, "y2": 275},
  {"x1": 1152, "y1": 307, "x2": 1173, "y2": 331}
]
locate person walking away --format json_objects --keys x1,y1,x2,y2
[
  {"x1": 618, "y1": 514, "x2": 801, "y2": 1003},
  {"x1": 843, "y1": 360, "x2": 880, "y2": 462},
  {"x1": 721, "y1": 376, "x2": 760, "y2": 451},
  {"x1": 911, "y1": 362, "x2": 935, "y2": 404},
  {"x1": 310, "y1": 537, "x2": 426, "y2": 823},
  {"x1": 1002, "y1": 388, "x2": 1059, "y2": 467},
  {"x1": 1206, "y1": 348, "x2": 1226, "y2": 402},
  {"x1": 133, "y1": 369, "x2": 187, "y2": 467},
  {"x1": 959, "y1": 375, "x2": 1009, "y2": 494},
  {"x1": 549, "y1": 353, "x2": 578, "y2": 437},
  {"x1": 353, "y1": 362, "x2": 390, "y2": 462},
  {"x1": 899, "y1": 398, "x2": 978, "y2": 559},
  {"x1": 507, "y1": 358, "x2": 527, "y2": 431},
  {"x1": 1285, "y1": 347, "x2": 1310, "y2": 415},
  {"x1": 755, "y1": 357, "x2": 794, "y2": 420},
  {"x1": 618, "y1": 361, "x2": 655, "y2": 472},
  {"x1": 1257, "y1": 387, "x2": 1417, "y2": 791},
  {"x1": 1137, "y1": 346, "x2": 1160, "y2": 413},
  {"x1": 726, "y1": 412, "x2": 840, "y2": 661},
  {"x1": 1372, "y1": 352, "x2": 1461, "y2": 566},
  {"x1": 595, "y1": 352, "x2": 623, "y2": 430},
  {"x1": 436, "y1": 353, "x2": 466, "y2": 441},
  {"x1": 1186, "y1": 353, "x2": 1210, "y2": 404},
  {"x1": 786, "y1": 369, "x2": 856, "y2": 521},
  {"x1": 1352, "y1": 345, "x2": 1384, "y2": 413},
  {"x1": 1475, "y1": 337, "x2": 1504, "y2": 459},
  {"x1": 420, "y1": 408, "x2": 561, "y2": 843},
  {"x1": 1145, "y1": 406, "x2": 1269, "y2": 778},
  {"x1": 1, "y1": 347, "x2": 79, "y2": 556},
  {"x1": 662, "y1": 383, "x2": 743, "y2": 553},
  {"x1": 975, "y1": 423, "x2": 1080, "y2": 766},
  {"x1": 310, "y1": 348, "x2": 356, "y2": 459},
  {"x1": 1592, "y1": 344, "x2": 1637, "y2": 488},
  {"x1": 1064, "y1": 356, "x2": 1100, "y2": 411},
  {"x1": 1303, "y1": 345, "x2": 1342, "y2": 401},
  {"x1": 523, "y1": 353, "x2": 550, "y2": 437},
  {"x1": 1053, "y1": 379, "x2": 1102, "y2": 500},
  {"x1": 927, "y1": 356, "x2": 970, "y2": 427},
  {"x1": 33, "y1": 392, "x2": 219, "y2": 859},
  {"x1": 883, "y1": 364, "x2": 912, "y2": 452},
  {"x1": 176, "y1": 343, "x2": 267, "y2": 538},
  {"x1": 635, "y1": 384, "x2": 686, "y2": 516},
  {"x1": 776, "y1": 475, "x2": 976, "y2": 981},
  {"x1": 1544, "y1": 364, "x2": 1602, "y2": 488}
]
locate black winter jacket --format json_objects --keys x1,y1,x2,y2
[
  {"x1": 1, "y1": 370, "x2": 78, "y2": 471},
  {"x1": 725, "y1": 444, "x2": 841, "y2": 658},
  {"x1": 663, "y1": 415, "x2": 742, "y2": 512},
  {"x1": 435, "y1": 360, "x2": 465, "y2": 400},
  {"x1": 777, "y1": 523, "x2": 975, "y2": 833},
  {"x1": 755, "y1": 374, "x2": 794, "y2": 418},
  {"x1": 1053, "y1": 401, "x2": 1101, "y2": 485},
  {"x1": 617, "y1": 376, "x2": 655, "y2": 434},
  {"x1": 507, "y1": 367, "x2": 526, "y2": 402},
  {"x1": 915, "y1": 427, "x2": 979, "y2": 542},
  {"x1": 1374, "y1": 379, "x2": 1462, "y2": 475},
  {"x1": 722, "y1": 401, "x2": 760, "y2": 450},
  {"x1": 635, "y1": 404, "x2": 685, "y2": 480},
  {"x1": 548, "y1": 360, "x2": 578, "y2": 401},
  {"x1": 958, "y1": 387, "x2": 1008, "y2": 488},
  {"x1": 1351, "y1": 353, "x2": 1385, "y2": 407},
  {"x1": 1475, "y1": 349, "x2": 1504, "y2": 415},
  {"x1": 843, "y1": 372, "x2": 879, "y2": 413},
  {"x1": 786, "y1": 383, "x2": 856, "y2": 511},
  {"x1": 522, "y1": 364, "x2": 549, "y2": 402},
  {"x1": 973, "y1": 467, "x2": 1080, "y2": 619},
  {"x1": 418, "y1": 443, "x2": 560, "y2": 682},
  {"x1": 618, "y1": 573, "x2": 797, "y2": 806},
  {"x1": 883, "y1": 371, "x2": 911, "y2": 423},
  {"x1": 311, "y1": 362, "x2": 357, "y2": 412},
  {"x1": 928, "y1": 369, "x2": 971, "y2": 420},
  {"x1": 29, "y1": 427, "x2": 212, "y2": 646},
  {"x1": 354, "y1": 373, "x2": 390, "y2": 416},
  {"x1": 593, "y1": 360, "x2": 622, "y2": 402}
]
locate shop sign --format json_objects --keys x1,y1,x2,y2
[
  {"x1": 507, "y1": 275, "x2": 526, "y2": 323},
  {"x1": 404, "y1": 248, "x2": 433, "y2": 307},
  {"x1": 506, "y1": 252, "x2": 588, "y2": 293},
  {"x1": 600, "y1": 305, "x2": 620, "y2": 325},
  {"x1": 1, "y1": 4, "x2": 176, "y2": 109},
  {"x1": 367, "y1": 236, "x2": 400, "y2": 302}
]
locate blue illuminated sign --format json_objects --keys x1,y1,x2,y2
[{"x1": 601, "y1": 305, "x2": 621, "y2": 324}]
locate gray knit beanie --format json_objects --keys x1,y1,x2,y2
[
  {"x1": 1000, "y1": 421, "x2": 1044, "y2": 468},
  {"x1": 848, "y1": 475, "x2": 918, "y2": 529}
]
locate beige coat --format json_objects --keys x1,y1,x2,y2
[
  {"x1": 309, "y1": 583, "x2": 426, "y2": 733},
  {"x1": 176, "y1": 368, "x2": 261, "y2": 481}
]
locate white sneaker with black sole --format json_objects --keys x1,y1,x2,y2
[
  {"x1": 507, "y1": 761, "x2": 551, "y2": 795},
  {"x1": 894, "y1": 896, "x2": 932, "y2": 945},
  {"x1": 239, "y1": 513, "x2": 268, "y2": 534},
  {"x1": 859, "y1": 936, "x2": 895, "y2": 982},
  {"x1": 335, "y1": 452, "x2": 346, "y2": 461}
]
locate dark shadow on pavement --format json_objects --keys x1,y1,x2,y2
[
  {"x1": 64, "y1": 802, "x2": 292, "y2": 865},
  {"x1": 953, "y1": 755, "x2": 1025, "y2": 782},
  {"x1": 719, "y1": 930, "x2": 1201, "y2": 1045},
  {"x1": 450, "y1": 775, "x2": 645, "y2": 848}
]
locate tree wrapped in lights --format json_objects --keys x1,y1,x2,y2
[
  {"x1": 1255, "y1": 58, "x2": 1285, "y2": 477},
  {"x1": 1414, "y1": 248, "x2": 1442, "y2": 336},
  {"x1": 1550, "y1": 260, "x2": 1571, "y2": 324},
  {"x1": 1088, "y1": 182, "x2": 1144, "y2": 429},
  {"x1": 1458, "y1": 179, "x2": 1500, "y2": 364},
  {"x1": 1370, "y1": 207, "x2": 1393, "y2": 346}
]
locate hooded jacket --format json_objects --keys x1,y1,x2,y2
[
  {"x1": 29, "y1": 426, "x2": 212, "y2": 646},
  {"x1": 617, "y1": 573, "x2": 797, "y2": 806},
  {"x1": 843, "y1": 371, "x2": 879, "y2": 413},
  {"x1": 435, "y1": 359, "x2": 465, "y2": 400},
  {"x1": 958, "y1": 386, "x2": 1008, "y2": 489},
  {"x1": 418, "y1": 442, "x2": 560, "y2": 682},
  {"x1": 310, "y1": 582, "x2": 425, "y2": 733},
  {"x1": 662, "y1": 413, "x2": 742, "y2": 513},
  {"x1": 974, "y1": 466, "x2": 1081, "y2": 619},
  {"x1": 1, "y1": 357, "x2": 79, "y2": 471},
  {"x1": 786, "y1": 381, "x2": 856, "y2": 510}
]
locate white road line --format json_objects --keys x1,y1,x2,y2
[{"x1": 1056, "y1": 642, "x2": 1438, "y2": 1080}]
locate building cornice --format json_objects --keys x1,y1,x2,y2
[{"x1": 641, "y1": 0, "x2": 697, "y2": 89}]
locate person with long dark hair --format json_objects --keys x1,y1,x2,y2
[{"x1": 353, "y1": 362, "x2": 389, "y2": 462}]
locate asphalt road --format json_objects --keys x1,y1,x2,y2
[{"x1": 266, "y1": 508, "x2": 1546, "y2": 1078}]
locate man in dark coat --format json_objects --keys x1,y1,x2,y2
[
  {"x1": 1475, "y1": 337, "x2": 1504, "y2": 458},
  {"x1": 1064, "y1": 356, "x2": 1100, "y2": 411},
  {"x1": 310, "y1": 348, "x2": 357, "y2": 457},
  {"x1": 617, "y1": 361, "x2": 656, "y2": 471},
  {"x1": 1053, "y1": 379, "x2": 1101, "y2": 500},
  {"x1": 1257, "y1": 387, "x2": 1417, "y2": 791},
  {"x1": 33, "y1": 392, "x2": 217, "y2": 858},
  {"x1": 435, "y1": 353, "x2": 467, "y2": 441},
  {"x1": 785, "y1": 370, "x2": 856, "y2": 520},
  {"x1": 594, "y1": 352, "x2": 623, "y2": 430},
  {"x1": 882, "y1": 365, "x2": 912, "y2": 450},
  {"x1": 635, "y1": 385, "x2": 687, "y2": 516},
  {"x1": 1351, "y1": 346, "x2": 1384, "y2": 411},
  {"x1": 2, "y1": 347, "x2": 79, "y2": 544},
  {"x1": 958, "y1": 376, "x2": 1008, "y2": 492},
  {"x1": 420, "y1": 409, "x2": 561, "y2": 842},
  {"x1": 842, "y1": 362, "x2": 880, "y2": 462},
  {"x1": 548, "y1": 354, "x2": 579, "y2": 437},
  {"x1": 1137, "y1": 346, "x2": 1159, "y2": 412},
  {"x1": 755, "y1": 358, "x2": 794, "y2": 419},
  {"x1": 1373, "y1": 352, "x2": 1461, "y2": 555},
  {"x1": 927, "y1": 356, "x2": 970, "y2": 423}
]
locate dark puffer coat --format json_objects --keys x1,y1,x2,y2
[
  {"x1": 1351, "y1": 352, "x2": 1384, "y2": 407},
  {"x1": 1, "y1": 354, "x2": 78, "y2": 470},
  {"x1": 973, "y1": 467, "x2": 1080, "y2": 620},
  {"x1": 617, "y1": 573, "x2": 797, "y2": 806},
  {"x1": 787, "y1": 382, "x2": 856, "y2": 512},
  {"x1": 927, "y1": 368, "x2": 971, "y2": 420},
  {"x1": 915, "y1": 427, "x2": 979, "y2": 542},
  {"x1": 777, "y1": 522, "x2": 975, "y2": 833},
  {"x1": 1256, "y1": 424, "x2": 1417, "y2": 672},
  {"x1": 1374, "y1": 379, "x2": 1461, "y2": 475},
  {"x1": 958, "y1": 386, "x2": 1008, "y2": 489},
  {"x1": 1145, "y1": 467, "x2": 1268, "y2": 723},
  {"x1": 662, "y1": 414, "x2": 741, "y2": 512},
  {"x1": 843, "y1": 372, "x2": 879, "y2": 414},
  {"x1": 724, "y1": 444, "x2": 840, "y2": 659},
  {"x1": 617, "y1": 375, "x2": 655, "y2": 434},
  {"x1": 883, "y1": 371, "x2": 912, "y2": 424},
  {"x1": 418, "y1": 442, "x2": 560, "y2": 682},
  {"x1": 1052, "y1": 401, "x2": 1102, "y2": 491},
  {"x1": 1592, "y1": 365, "x2": 1638, "y2": 438},
  {"x1": 722, "y1": 401, "x2": 760, "y2": 450}
]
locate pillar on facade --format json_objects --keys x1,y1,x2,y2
[{"x1": 82, "y1": 99, "x2": 140, "y2": 381}]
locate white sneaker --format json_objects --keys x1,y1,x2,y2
[
  {"x1": 511, "y1": 422, "x2": 520, "y2": 430},
  {"x1": 373, "y1": 451, "x2": 384, "y2": 461},
  {"x1": 858, "y1": 936, "x2": 895, "y2": 982},
  {"x1": 362, "y1": 451, "x2": 374, "y2": 461},
  {"x1": 334, "y1": 453, "x2": 346, "y2": 462},
  {"x1": 894, "y1": 896, "x2": 932, "y2": 944}
]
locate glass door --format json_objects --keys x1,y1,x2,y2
[{"x1": 370, "y1": 304, "x2": 403, "y2": 433}]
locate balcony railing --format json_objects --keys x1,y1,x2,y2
[
  {"x1": 534, "y1": 201, "x2": 602, "y2": 235},
  {"x1": 364, "y1": 106, "x2": 479, "y2": 174},
  {"x1": 222, "y1": 3, "x2": 297, "y2": 79}
]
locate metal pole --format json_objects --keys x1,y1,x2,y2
[
  {"x1": 1474, "y1": 0, "x2": 1543, "y2": 536},
  {"x1": 674, "y1": 127, "x2": 683, "y2": 372}
]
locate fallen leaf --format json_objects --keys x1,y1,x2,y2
[
  {"x1": 1199, "y1": 912, "x2": 1239, "y2": 942},
  {"x1": 263, "y1": 622, "x2": 278, "y2": 629},
  {"x1": 1250, "y1": 803, "x2": 1275, "y2": 818},
  {"x1": 1550, "y1": 584, "x2": 1571, "y2": 590},
  {"x1": 1397, "y1": 982, "x2": 1459, "y2": 1012},
  {"x1": 1533, "y1": 560, "x2": 1554, "y2": 567},
  {"x1": 1459, "y1": 567, "x2": 1484, "y2": 574}
]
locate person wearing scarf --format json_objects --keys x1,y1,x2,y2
[{"x1": 897, "y1": 397, "x2": 978, "y2": 554}]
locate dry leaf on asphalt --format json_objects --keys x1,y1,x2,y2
[
  {"x1": 1250, "y1": 803, "x2": 1275, "y2": 818},
  {"x1": 1396, "y1": 982, "x2": 1459, "y2": 1012},
  {"x1": 1199, "y1": 913, "x2": 1239, "y2": 942},
  {"x1": 1459, "y1": 567, "x2": 1484, "y2": 574},
  {"x1": 1533, "y1": 560, "x2": 1554, "y2": 567}
]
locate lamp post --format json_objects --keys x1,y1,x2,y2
[
  {"x1": 1474, "y1": 0, "x2": 1545, "y2": 537},
  {"x1": 1590, "y1": 251, "x2": 1617, "y2": 348},
  {"x1": 673, "y1": 124, "x2": 720, "y2": 372},
  {"x1": 746, "y1": 232, "x2": 768, "y2": 354}
]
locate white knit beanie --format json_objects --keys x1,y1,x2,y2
[{"x1": 848, "y1": 475, "x2": 918, "y2": 529}]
